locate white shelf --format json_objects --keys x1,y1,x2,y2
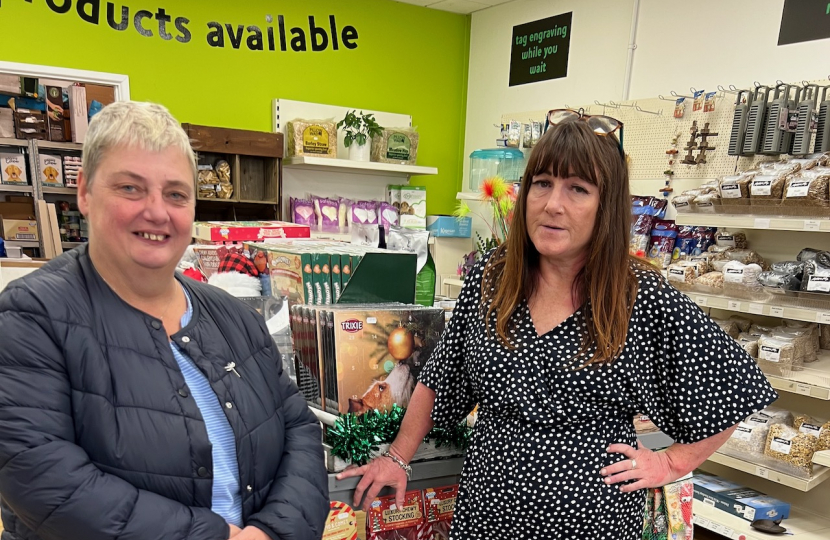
[
  {"x1": 284, "y1": 156, "x2": 437, "y2": 177},
  {"x1": 684, "y1": 291, "x2": 830, "y2": 325},
  {"x1": 456, "y1": 192, "x2": 481, "y2": 201},
  {"x1": 0, "y1": 138, "x2": 28, "y2": 148},
  {"x1": 814, "y1": 451, "x2": 830, "y2": 468},
  {"x1": 706, "y1": 451, "x2": 830, "y2": 492},
  {"x1": 443, "y1": 278, "x2": 464, "y2": 288},
  {"x1": 42, "y1": 186, "x2": 78, "y2": 195},
  {"x1": 675, "y1": 213, "x2": 830, "y2": 233},
  {"x1": 35, "y1": 140, "x2": 83, "y2": 152},
  {"x1": 694, "y1": 501, "x2": 830, "y2": 539},
  {"x1": 765, "y1": 354, "x2": 830, "y2": 401},
  {"x1": 4, "y1": 240, "x2": 39, "y2": 248},
  {"x1": 0, "y1": 184, "x2": 33, "y2": 193}
]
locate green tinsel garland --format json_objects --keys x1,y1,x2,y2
[{"x1": 327, "y1": 405, "x2": 472, "y2": 466}]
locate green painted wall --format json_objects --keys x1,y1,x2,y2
[{"x1": 0, "y1": 0, "x2": 470, "y2": 214}]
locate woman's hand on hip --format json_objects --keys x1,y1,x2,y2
[
  {"x1": 601, "y1": 441, "x2": 675, "y2": 493},
  {"x1": 229, "y1": 526, "x2": 269, "y2": 540},
  {"x1": 227, "y1": 524, "x2": 242, "y2": 538},
  {"x1": 336, "y1": 454, "x2": 409, "y2": 512}
]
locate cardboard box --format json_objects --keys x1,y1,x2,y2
[
  {"x1": 399, "y1": 186, "x2": 426, "y2": 229},
  {"x1": 692, "y1": 474, "x2": 790, "y2": 522},
  {"x1": 426, "y1": 215, "x2": 471, "y2": 238},
  {"x1": 83, "y1": 83, "x2": 116, "y2": 109},
  {"x1": 386, "y1": 184, "x2": 401, "y2": 210},
  {"x1": 39, "y1": 154, "x2": 64, "y2": 187},
  {"x1": 45, "y1": 86, "x2": 67, "y2": 142},
  {"x1": 0, "y1": 75, "x2": 21, "y2": 95},
  {"x1": 0, "y1": 108, "x2": 14, "y2": 139},
  {"x1": 192, "y1": 221, "x2": 310, "y2": 242},
  {"x1": 1, "y1": 153, "x2": 29, "y2": 185},
  {"x1": 68, "y1": 85, "x2": 89, "y2": 143},
  {"x1": 312, "y1": 252, "x2": 332, "y2": 305},
  {"x1": 13, "y1": 109, "x2": 46, "y2": 140},
  {"x1": 1, "y1": 219, "x2": 38, "y2": 241}
]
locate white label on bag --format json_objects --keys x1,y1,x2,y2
[
  {"x1": 770, "y1": 436, "x2": 792, "y2": 455},
  {"x1": 724, "y1": 268, "x2": 745, "y2": 283},
  {"x1": 747, "y1": 415, "x2": 770, "y2": 425},
  {"x1": 721, "y1": 184, "x2": 742, "y2": 198},
  {"x1": 786, "y1": 179, "x2": 812, "y2": 198},
  {"x1": 770, "y1": 306, "x2": 785, "y2": 317},
  {"x1": 717, "y1": 234, "x2": 736, "y2": 247},
  {"x1": 807, "y1": 276, "x2": 830, "y2": 292},
  {"x1": 752, "y1": 179, "x2": 772, "y2": 196},
  {"x1": 668, "y1": 268, "x2": 685, "y2": 281},
  {"x1": 733, "y1": 424, "x2": 753, "y2": 441},
  {"x1": 805, "y1": 220, "x2": 821, "y2": 231},
  {"x1": 759, "y1": 345, "x2": 781, "y2": 362},
  {"x1": 800, "y1": 423, "x2": 822, "y2": 436},
  {"x1": 674, "y1": 200, "x2": 690, "y2": 209}
]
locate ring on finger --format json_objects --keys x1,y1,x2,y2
[{"x1": 631, "y1": 459, "x2": 637, "y2": 470}]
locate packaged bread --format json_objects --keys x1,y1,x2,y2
[
  {"x1": 764, "y1": 424, "x2": 817, "y2": 474},
  {"x1": 286, "y1": 118, "x2": 337, "y2": 158},
  {"x1": 719, "y1": 172, "x2": 755, "y2": 204},
  {"x1": 782, "y1": 169, "x2": 830, "y2": 207}
]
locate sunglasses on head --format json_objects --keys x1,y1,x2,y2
[{"x1": 543, "y1": 108, "x2": 625, "y2": 158}]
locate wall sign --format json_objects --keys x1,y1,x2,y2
[
  {"x1": 509, "y1": 12, "x2": 571, "y2": 87},
  {"x1": 779, "y1": 0, "x2": 830, "y2": 46}
]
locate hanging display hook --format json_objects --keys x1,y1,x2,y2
[
  {"x1": 670, "y1": 90, "x2": 694, "y2": 99},
  {"x1": 610, "y1": 100, "x2": 636, "y2": 108},
  {"x1": 658, "y1": 95, "x2": 676, "y2": 101},
  {"x1": 754, "y1": 81, "x2": 763, "y2": 88},
  {"x1": 717, "y1": 85, "x2": 739, "y2": 95},
  {"x1": 635, "y1": 104, "x2": 662, "y2": 115},
  {"x1": 594, "y1": 100, "x2": 618, "y2": 109}
]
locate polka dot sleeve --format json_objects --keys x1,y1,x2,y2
[
  {"x1": 632, "y1": 274, "x2": 778, "y2": 445},
  {"x1": 418, "y1": 260, "x2": 483, "y2": 428}
]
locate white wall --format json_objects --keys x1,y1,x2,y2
[
  {"x1": 629, "y1": 0, "x2": 830, "y2": 99},
  {"x1": 464, "y1": 0, "x2": 635, "y2": 184}
]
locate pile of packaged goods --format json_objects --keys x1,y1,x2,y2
[
  {"x1": 290, "y1": 185, "x2": 426, "y2": 233},
  {"x1": 720, "y1": 406, "x2": 829, "y2": 479},
  {"x1": 672, "y1": 153, "x2": 830, "y2": 216},
  {"x1": 364, "y1": 486, "x2": 457, "y2": 540},
  {"x1": 692, "y1": 473, "x2": 791, "y2": 524}
]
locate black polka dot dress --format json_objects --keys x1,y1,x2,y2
[{"x1": 419, "y1": 253, "x2": 777, "y2": 539}]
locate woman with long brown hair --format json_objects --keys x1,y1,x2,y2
[{"x1": 339, "y1": 113, "x2": 776, "y2": 538}]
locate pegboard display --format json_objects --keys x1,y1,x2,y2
[{"x1": 501, "y1": 78, "x2": 830, "y2": 185}]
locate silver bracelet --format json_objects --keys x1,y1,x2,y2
[{"x1": 381, "y1": 451, "x2": 412, "y2": 480}]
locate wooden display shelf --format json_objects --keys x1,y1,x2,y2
[
  {"x1": 0, "y1": 184, "x2": 33, "y2": 193},
  {"x1": 682, "y1": 291, "x2": 830, "y2": 325},
  {"x1": 694, "y1": 499, "x2": 830, "y2": 539},
  {"x1": 706, "y1": 451, "x2": 830, "y2": 492},
  {"x1": 285, "y1": 156, "x2": 437, "y2": 178},
  {"x1": 675, "y1": 214, "x2": 830, "y2": 233},
  {"x1": 42, "y1": 186, "x2": 78, "y2": 195}
]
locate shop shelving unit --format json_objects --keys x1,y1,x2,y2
[
  {"x1": 694, "y1": 502, "x2": 830, "y2": 539},
  {"x1": 675, "y1": 213, "x2": 830, "y2": 233},
  {"x1": 284, "y1": 155, "x2": 437, "y2": 178}
]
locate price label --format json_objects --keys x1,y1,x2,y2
[
  {"x1": 754, "y1": 218, "x2": 771, "y2": 229},
  {"x1": 728, "y1": 300, "x2": 741, "y2": 310},
  {"x1": 804, "y1": 219, "x2": 821, "y2": 231},
  {"x1": 770, "y1": 306, "x2": 785, "y2": 317},
  {"x1": 818, "y1": 312, "x2": 830, "y2": 324},
  {"x1": 696, "y1": 296, "x2": 708, "y2": 307},
  {"x1": 749, "y1": 303, "x2": 764, "y2": 314},
  {"x1": 756, "y1": 466, "x2": 770, "y2": 479},
  {"x1": 796, "y1": 383, "x2": 812, "y2": 396}
]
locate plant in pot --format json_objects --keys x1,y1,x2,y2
[{"x1": 337, "y1": 110, "x2": 383, "y2": 162}]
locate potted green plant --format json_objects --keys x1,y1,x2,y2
[{"x1": 337, "y1": 110, "x2": 383, "y2": 162}]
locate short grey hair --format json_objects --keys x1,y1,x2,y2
[{"x1": 82, "y1": 101, "x2": 197, "y2": 187}]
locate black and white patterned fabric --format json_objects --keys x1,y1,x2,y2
[{"x1": 419, "y1": 252, "x2": 777, "y2": 539}]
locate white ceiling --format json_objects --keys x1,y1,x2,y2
[{"x1": 393, "y1": 0, "x2": 513, "y2": 15}]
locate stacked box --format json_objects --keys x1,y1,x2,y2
[
  {"x1": 39, "y1": 154, "x2": 64, "y2": 187},
  {"x1": 692, "y1": 473, "x2": 790, "y2": 522},
  {"x1": 193, "y1": 221, "x2": 310, "y2": 243},
  {"x1": 1, "y1": 153, "x2": 28, "y2": 185},
  {"x1": 399, "y1": 186, "x2": 426, "y2": 229},
  {"x1": 63, "y1": 156, "x2": 81, "y2": 187}
]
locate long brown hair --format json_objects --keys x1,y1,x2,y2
[{"x1": 482, "y1": 121, "x2": 655, "y2": 366}]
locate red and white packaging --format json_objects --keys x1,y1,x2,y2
[
  {"x1": 323, "y1": 501, "x2": 358, "y2": 540},
  {"x1": 192, "y1": 221, "x2": 310, "y2": 242},
  {"x1": 423, "y1": 485, "x2": 458, "y2": 540},
  {"x1": 367, "y1": 491, "x2": 426, "y2": 540}
]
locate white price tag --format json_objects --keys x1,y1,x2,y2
[
  {"x1": 796, "y1": 383, "x2": 812, "y2": 396},
  {"x1": 695, "y1": 296, "x2": 708, "y2": 307},
  {"x1": 749, "y1": 303, "x2": 764, "y2": 314},
  {"x1": 728, "y1": 300, "x2": 741, "y2": 310},
  {"x1": 756, "y1": 466, "x2": 770, "y2": 479},
  {"x1": 804, "y1": 219, "x2": 821, "y2": 231},
  {"x1": 770, "y1": 306, "x2": 785, "y2": 317},
  {"x1": 754, "y1": 218, "x2": 771, "y2": 229},
  {"x1": 818, "y1": 312, "x2": 830, "y2": 324}
]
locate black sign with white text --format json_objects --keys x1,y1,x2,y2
[
  {"x1": 509, "y1": 12, "x2": 571, "y2": 87},
  {"x1": 779, "y1": 0, "x2": 830, "y2": 46}
]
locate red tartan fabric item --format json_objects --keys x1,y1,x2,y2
[{"x1": 217, "y1": 252, "x2": 259, "y2": 277}]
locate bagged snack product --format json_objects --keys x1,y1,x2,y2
[
  {"x1": 749, "y1": 323, "x2": 775, "y2": 338},
  {"x1": 291, "y1": 197, "x2": 317, "y2": 226},
  {"x1": 771, "y1": 261, "x2": 805, "y2": 277},
  {"x1": 782, "y1": 169, "x2": 830, "y2": 207},
  {"x1": 758, "y1": 271, "x2": 801, "y2": 291},
  {"x1": 729, "y1": 315, "x2": 752, "y2": 333},
  {"x1": 671, "y1": 194, "x2": 695, "y2": 213},
  {"x1": 371, "y1": 127, "x2": 420, "y2": 166},
  {"x1": 801, "y1": 256, "x2": 830, "y2": 294},
  {"x1": 695, "y1": 271, "x2": 723, "y2": 293},
  {"x1": 632, "y1": 195, "x2": 668, "y2": 218},
  {"x1": 724, "y1": 249, "x2": 766, "y2": 267},
  {"x1": 672, "y1": 226, "x2": 696, "y2": 260},
  {"x1": 688, "y1": 253, "x2": 713, "y2": 273},
  {"x1": 630, "y1": 214, "x2": 654, "y2": 258},
  {"x1": 756, "y1": 406, "x2": 795, "y2": 426},
  {"x1": 424, "y1": 485, "x2": 458, "y2": 540},
  {"x1": 694, "y1": 193, "x2": 720, "y2": 213},
  {"x1": 783, "y1": 320, "x2": 820, "y2": 354},
  {"x1": 821, "y1": 324, "x2": 830, "y2": 350},
  {"x1": 793, "y1": 414, "x2": 830, "y2": 450},
  {"x1": 772, "y1": 326, "x2": 816, "y2": 364},
  {"x1": 197, "y1": 165, "x2": 220, "y2": 199},
  {"x1": 379, "y1": 202, "x2": 400, "y2": 232},
  {"x1": 314, "y1": 196, "x2": 342, "y2": 230},
  {"x1": 666, "y1": 262, "x2": 698, "y2": 291},
  {"x1": 735, "y1": 332, "x2": 759, "y2": 357},
  {"x1": 322, "y1": 501, "x2": 358, "y2": 540},
  {"x1": 692, "y1": 227, "x2": 717, "y2": 256},
  {"x1": 286, "y1": 118, "x2": 337, "y2": 158},
  {"x1": 789, "y1": 157, "x2": 820, "y2": 170},
  {"x1": 764, "y1": 424, "x2": 817, "y2": 474},
  {"x1": 719, "y1": 172, "x2": 755, "y2": 204},
  {"x1": 351, "y1": 200, "x2": 379, "y2": 226},
  {"x1": 798, "y1": 247, "x2": 823, "y2": 262},
  {"x1": 750, "y1": 174, "x2": 786, "y2": 205},
  {"x1": 757, "y1": 335, "x2": 800, "y2": 373},
  {"x1": 722, "y1": 261, "x2": 763, "y2": 298},
  {"x1": 716, "y1": 231, "x2": 748, "y2": 249},
  {"x1": 367, "y1": 491, "x2": 425, "y2": 540},
  {"x1": 724, "y1": 413, "x2": 775, "y2": 456},
  {"x1": 712, "y1": 318, "x2": 741, "y2": 339},
  {"x1": 646, "y1": 220, "x2": 678, "y2": 268}
]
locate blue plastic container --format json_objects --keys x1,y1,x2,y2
[{"x1": 468, "y1": 148, "x2": 525, "y2": 190}]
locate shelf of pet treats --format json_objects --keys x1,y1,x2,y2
[
  {"x1": 682, "y1": 290, "x2": 830, "y2": 326},
  {"x1": 694, "y1": 501, "x2": 830, "y2": 540},
  {"x1": 674, "y1": 213, "x2": 830, "y2": 233},
  {"x1": 284, "y1": 156, "x2": 438, "y2": 178},
  {"x1": 705, "y1": 451, "x2": 830, "y2": 492}
]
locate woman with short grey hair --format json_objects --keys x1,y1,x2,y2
[{"x1": 0, "y1": 101, "x2": 328, "y2": 540}]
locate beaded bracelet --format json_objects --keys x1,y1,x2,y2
[{"x1": 381, "y1": 451, "x2": 412, "y2": 480}]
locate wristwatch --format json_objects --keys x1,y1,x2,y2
[{"x1": 381, "y1": 451, "x2": 412, "y2": 480}]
